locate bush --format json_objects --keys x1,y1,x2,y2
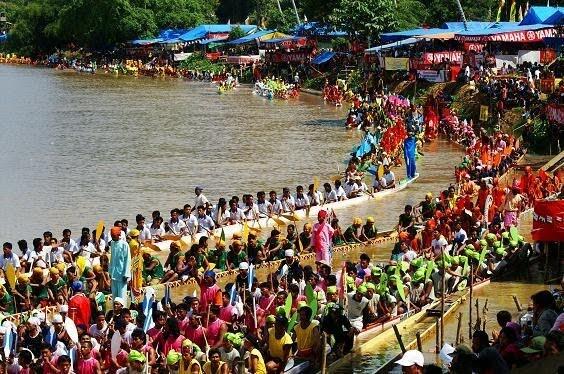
[
  {"x1": 178, "y1": 53, "x2": 225, "y2": 74},
  {"x1": 302, "y1": 76, "x2": 326, "y2": 90}
]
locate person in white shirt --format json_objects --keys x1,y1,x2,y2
[
  {"x1": 431, "y1": 230, "x2": 448, "y2": 259},
  {"x1": 167, "y1": 208, "x2": 186, "y2": 235},
  {"x1": 379, "y1": 164, "x2": 396, "y2": 190},
  {"x1": 23, "y1": 237, "x2": 48, "y2": 269},
  {"x1": 256, "y1": 191, "x2": 272, "y2": 217},
  {"x1": 196, "y1": 205, "x2": 215, "y2": 233},
  {"x1": 77, "y1": 233, "x2": 97, "y2": 260},
  {"x1": 268, "y1": 191, "x2": 283, "y2": 215},
  {"x1": 344, "y1": 179, "x2": 356, "y2": 198},
  {"x1": 0, "y1": 242, "x2": 21, "y2": 271},
  {"x1": 194, "y1": 186, "x2": 210, "y2": 210},
  {"x1": 180, "y1": 205, "x2": 198, "y2": 234},
  {"x1": 307, "y1": 184, "x2": 321, "y2": 206},
  {"x1": 294, "y1": 185, "x2": 310, "y2": 210},
  {"x1": 149, "y1": 216, "x2": 165, "y2": 238},
  {"x1": 228, "y1": 199, "x2": 245, "y2": 223},
  {"x1": 346, "y1": 287, "x2": 369, "y2": 332},
  {"x1": 280, "y1": 187, "x2": 296, "y2": 212},
  {"x1": 355, "y1": 177, "x2": 369, "y2": 195},
  {"x1": 134, "y1": 214, "x2": 152, "y2": 242},
  {"x1": 242, "y1": 195, "x2": 260, "y2": 220},
  {"x1": 62, "y1": 229, "x2": 79, "y2": 254},
  {"x1": 334, "y1": 180, "x2": 348, "y2": 201},
  {"x1": 211, "y1": 199, "x2": 230, "y2": 226},
  {"x1": 323, "y1": 183, "x2": 337, "y2": 203},
  {"x1": 48, "y1": 239, "x2": 66, "y2": 265}
]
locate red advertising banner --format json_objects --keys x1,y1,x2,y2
[
  {"x1": 266, "y1": 51, "x2": 309, "y2": 63},
  {"x1": 455, "y1": 28, "x2": 556, "y2": 43},
  {"x1": 540, "y1": 49, "x2": 557, "y2": 64},
  {"x1": 463, "y1": 42, "x2": 485, "y2": 53},
  {"x1": 532, "y1": 200, "x2": 564, "y2": 242},
  {"x1": 546, "y1": 103, "x2": 564, "y2": 125},
  {"x1": 422, "y1": 51, "x2": 463, "y2": 65}
]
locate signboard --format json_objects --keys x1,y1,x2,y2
[
  {"x1": 417, "y1": 70, "x2": 447, "y2": 83},
  {"x1": 479, "y1": 105, "x2": 489, "y2": 121},
  {"x1": 540, "y1": 79, "x2": 555, "y2": 94},
  {"x1": 266, "y1": 51, "x2": 309, "y2": 63},
  {"x1": 455, "y1": 28, "x2": 556, "y2": 43},
  {"x1": 495, "y1": 54, "x2": 518, "y2": 68},
  {"x1": 384, "y1": 57, "x2": 409, "y2": 71},
  {"x1": 532, "y1": 200, "x2": 564, "y2": 242},
  {"x1": 463, "y1": 43, "x2": 485, "y2": 53},
  {"x1": 517, "y1": 50, "x2": 540, "y2": 64},
  {"x1": 546, "y1": 103, "x2": 564, "y2": 125},
  {"x1": 540, "y1": 49, "x2": 557, "y2": 64},
  {"x1": 422, "y1": 51, "x2": 463, "y2": 65}
]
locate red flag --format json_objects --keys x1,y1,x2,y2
[{"x1": 532, "y1": 200, "x2": 564, "y2": 241}]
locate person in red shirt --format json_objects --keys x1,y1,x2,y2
[
  {"x1": 68, "y1": 281, "x2": 91, "y2": 329},
  {"x1": 40, "y1": 343, "x2": 59, "y2": 374}
]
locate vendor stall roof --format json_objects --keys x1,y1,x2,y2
[
  {"x1": 520, "y1": 6, "x2": 562, "y2": 25},
  {"x1": 226, "y1": 30, "x2": 274, "y2": 45},
  {"x1": 199, "y1": 36, "x2": 229, "y2": 45},
  {"x1": 293, "y1": 22, "x2": 347, "y2": 37},
  {"x1": 415, "y1": 32, "x2": 456, "y2": 40},
  {"x1": 454, "y1": 23, "x2": 557, "y2": 43},
  {"x1": 365, "y1": 37, "x2": 419, "y2": 54},
  {"x1": 178, "y1": 24, "x2": 257, "y2": 42}
]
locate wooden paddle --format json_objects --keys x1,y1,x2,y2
[{"x1": 95, "y1": 220, "x2": 104, "y2": 242}]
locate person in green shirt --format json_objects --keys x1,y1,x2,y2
[
  {"x1": 47, "y1": 267, "x2": 68, "y2": 303},
  {"x1": 207, "y1": 242, "x2": 228, "y2": 272},
  {"x1": 161, "y1": 241, "x2": 183, "y2": 283},
  {"x1": 227, "y1": 240, "x2": 248, "y2": 270},
  {"x1": 0, "y1": 284, "x2": 14, "y2": 314},
  {"x1": 361, "y1": 217, "x2": 378, "y2": 241},
  {"x1": 142, "y1": 251, "x2": 164, "y2": 285}
]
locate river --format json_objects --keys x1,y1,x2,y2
[{"x1": 0, "y1": 64, "x2": 551, "y2": 372}]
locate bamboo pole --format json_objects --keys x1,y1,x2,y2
[
  {"x1": 321, "y1": 332, "x2": 328, "y2": 374},
  {"x1": 456, "y1": 312, "x2": 463, "y2": 345},
  {"x1": 512, "y1": 295, "x2": 523, "y2": 312},
  {"x1": 441, "y1": 256, "x2": 446, "y2": 348},
  {"x1": 469, "y1": 263, "x2": 473, "y2": 339},
  {"x1": 393, "y1": 325, "x2": 406, "y2": 353},
  {"x1": 435, "y1": 318, "x2": 440, "y2": 354}
]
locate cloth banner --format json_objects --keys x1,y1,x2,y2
[
  {"x1": 422, "y1": 51, "x2": 463, "y2": 65},
  {"x1": 455, "y1": 28, "x2": 556, "y2": 43},
  {"x1": 517, "y1": 50, "x2": 540, "y2": 64},
  {"x1": 495, "y1": 55, "x2": 518, "y2": 68},
  {"x1": 384, "y1": 57, "x2": 409, "y2": 71},
  {"x1": 540, "y1": 49, "x2": 557, "y2": 64},
  {"x1": 546, "y1": 104, "x2": 564, "y2": 125},
  {"x1": 531, "y1": 200, "x2": 564, "y2": 242},
  {"x1": 417, "y1": 70, "x2": 446, "y2": 83},
  {"x1": 464, "y1": 43, "x2": 485, "y2": 53}
]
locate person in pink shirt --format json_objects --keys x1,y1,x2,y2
[
  {"x1": 184, "y1": 314, "x2": 207, "y2": 351},
  {"x1": 259, "y1": 283, "x2": 276, "y2": 316},
  {"x1": 219, "y1": 290, "x2": 238, "y2": 324},
  {"x1": 206, "y1": 305, "x2": 228, "y2": 348},
  {"x1": 154, "y1": 318, "x2": 185, "y2": 357},
  {"x1": 76, "y1": 341, "x2": 102, "y2": 374},
  {"x1": 312, "y1": 210, "x2": 335, "y2": 263},
  {"x1": 40, "y1": 343, "x2": 59, "y2": 374},
  {"x1": 199, "y1": 271, "x2": 222, "y2": 313},
  {"x1": 147, "y1": 310, "x2": 166, "y2": 344}
]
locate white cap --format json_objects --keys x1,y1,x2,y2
[
  {"x1": 59, "y1": 305, "x2": 69, "y2": 313},
  {"x1": 52, "y1": 314, "x2": 63, "y2": 324},
  {"x1": 0, "y1": 326, "x2": 6, "y2": 334},
  {"x1": 284, "y1": 249, "x2": 294, "y2": 257},
  {"x1": 114, "y1": 297, "x2": 125, "y2": 306},
  {"x1": 27, "y1": 317, "x2": 40, "y2": 327},
  {"x1": 395, "y1": 350, "x2": 424, "y2": 367},
  {"x1": 239, "y1": 262, "x2": 249, "y2": 270}
]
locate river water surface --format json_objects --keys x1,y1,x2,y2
[{"x1": 0, "y1": 65, "x2": 550, "y2": 372}]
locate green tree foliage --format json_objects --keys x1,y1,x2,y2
[
  {"x1": 396, "y1": 0, "x2": 429, "y2": 30},
  {"x1": 300, "y1": 0, "x2": 339, "y2": 21},
  {"x1": 330, "y1": 0, "x2": 397, "y2": 43},
  {"x1": 229, "y1": 25, "x2": 246, "y2": 39}
]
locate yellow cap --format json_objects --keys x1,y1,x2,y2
[{"x1": 366, "y1": 216, "x2": 375, "y2": 223}]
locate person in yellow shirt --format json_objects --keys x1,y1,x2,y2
[
  {"x1": 265, "y1": 315, "x2": 293, "y2": 373},
  {"x1": 243, "y1": 335, "x2": 267, "y2": 374},
  {"x1": 293, "y1": 304, "x2": 320, "y2": 365},
  {"x1": 179, "y1": 339, "x2": 202, "y2": 374},
  {"x1": 202, "y1": 348, "x2": 229, "y2": 374}
]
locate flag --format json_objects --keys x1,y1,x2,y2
[
  {"x1": 518, "y1": 5, "x2": 523, "y2": 21},
  {"x1": 220, "y1": 227, "x2": 225, "y2": 243},
  {"x1": 525, "y1": 1, "x2": 529, "y2": 13},
  {"x1": 248, "y1": 264, "x2": 254, "y2": 291},
  {"x1": 509, "y1": 0, "x2": 517, "y2": 22},
  {"x1": 496, "y1": 0, "x2": 506, "y2": 22},
  {"x1": 229, "y1": 283, "x2": 237, "y2": 306}
]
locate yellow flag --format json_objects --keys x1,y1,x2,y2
[
  {"x1": 313, "y1": 176, "x2": 320, "y2": 192},
  {"x1": 242, "y1": 222, "x2": 250, "y2": 242}
]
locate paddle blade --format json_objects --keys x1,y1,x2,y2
[
  {"x1": 509, "y1": 227, "x2": 519, "y2": 241},
  {"x1": 305, "y1": 283, "x2": 315, "y2": 305},
  {"x1": 479, "y1": 247, "x2": 488, "y2": 265},
  {"x1": 76, "y1": 256, "x2": 87, "y2": 278},
  {"x1": 377, "y1": 164, "x2": 384, "y2": 179},
  {"x1": 396, "y1": 277, "x2": 406, "y2": 303},
  {"x1": 287, "y1": 311, "x2": 298, "y2": 333},
  {"x1": 111, "y1": 331, "x2": 122, "y2": 358},
  {"x1": 309, "y1": 296, "x2": 318, "y2": 320},
  {"x1": 313, "y1": 176, "x2": 320, "y2": 192},
  {"x1": 220, "y1": 228, "x2": 226, "y2": 243},
  {"x1": 5, "y1": 264, "x2": 15, "y2": 290},
  {"x1": 271, "y1": 216, "x2": 286, "y2": 227},
  {"x1": 425, "y1": 261, "x2": 435, "y2": 282},
  {"x1": 284, "y1": 294, "x2": 293, "y2": 318},
  {"x1": 95, "y1": 220, "x2": 105, "y2": 242},
  {"x1": 242, "y1": 222, "x2": 250, "y2": 243}
]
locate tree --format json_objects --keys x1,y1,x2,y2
[
  {"x1": 395, "y1": 0, "x2": 428, "y2": 30},
  {"x1": 330, "y1": 0, "x2": 397, "y2": 44},
  {"x1": 147, "y1": 0, "x2": 218, "y2": 29},
  {"x1": 300, "y1": 0, "x2": 339, "y2": 21},
  {"x1": 229, "y1": 25, "x2": 246, "y2": 39}
]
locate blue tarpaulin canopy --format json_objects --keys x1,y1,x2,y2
[
  {"x1": 293, "y1": 22, "x2": 347, "y2": 37},
  {"x1": 199, "y1": 36, "x2": 228, "y2": 45},
  {"x1": 520, "y1": 6, "x2": 561, "y2": 25},
  {"x1": 227, "y1": 30, "x2": 273, "y2": 45},
  {"x1": 0, "y1": 34, "x2": 7, "y2": 43},
  {"x1": 178, "y1": 24, "x2": 257, "y2": 42},
  {"x1": 311, "y1": 51, "x2": 336, "y2": 64}
]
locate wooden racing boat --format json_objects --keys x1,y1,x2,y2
[{"x1": 151, "y1": 174, "x2": 419, "y2": 251}]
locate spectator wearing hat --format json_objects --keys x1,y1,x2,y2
[
  {"x1": 109, "y1": 226, "x2": 131, "y2": 302},
  {"x1": 395, "y1": 349, "x2": 424, "y2": 373},
  {"x1": 312, "y1": 210, "x2": 334, "y2": 263},
  {"x1": 276, "y1": 249, "x2": 303, "y2": 284},
  {"x1": 347, "y1": 285, "x2": 369, "y2": 333},
  {"x1": 227, "y1": 240, "x2": 248, "y2": 271},
  {"x1": 68, "y1": 280, "x2": 91, "y2": 329},
  {"x1": 198, "y1": 270, "x2": 222, "y2": 313},
  {"x1": 115, "y1": 349, "x2": 146, "y2": 374},
  {"x1": 265, "y1": 315, "x2": 293, "y2": 373},
  {"x1": 520, "y1": 335, "x2": 546, "y2": 362},
  {"x1": 22, "y1": 316, "x2": 43, "y2": 358}
]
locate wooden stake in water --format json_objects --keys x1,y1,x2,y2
[
  {"x1": 512, "y1": 295, "x2": 523, "y2": 312},
  {"x1": 321, "y1": 332, "x2": 328, "y2": 374},
  {"x1": 456, "y1": 312, "x2": 463, "y2": 345},
  {"x1": 416, "y1": 332, "x2": 422, "y2": 352},
  {"x1": 393, "y1": 325, "x2": 406, "y2": 353}
]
